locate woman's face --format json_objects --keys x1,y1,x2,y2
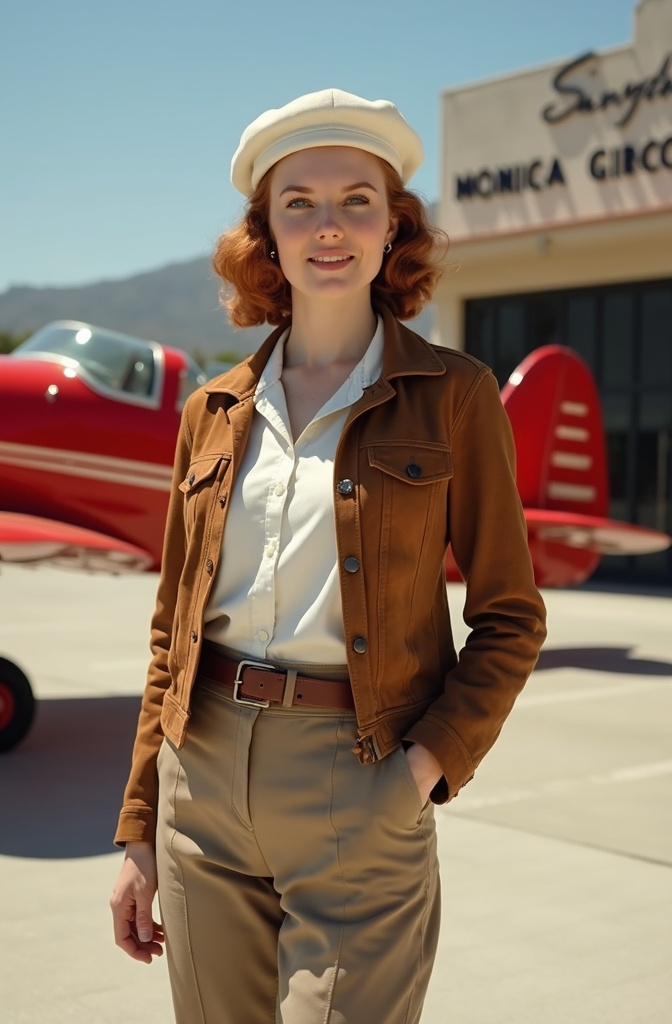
[{"x1": 267, "y1": 146, "x2": 397, "y2": 306}]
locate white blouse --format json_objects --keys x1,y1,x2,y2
[{"x1": 203, "y1": 318, "x2": 384, "y2": 666}]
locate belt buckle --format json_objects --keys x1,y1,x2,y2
[{"x1": 232, "y1": 659, "x2": 272, "y2": 708}]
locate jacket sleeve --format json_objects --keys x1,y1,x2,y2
[
  {"x1": 405, "y1": 368, "x2": 547, "y2": 801},
  {"x1": 114, "y1": 401, "x2": 194, "y2": 845}
]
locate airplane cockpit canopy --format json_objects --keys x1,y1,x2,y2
[{"x1": 12, "y1": 320, "x2": 206, "y2": 408}]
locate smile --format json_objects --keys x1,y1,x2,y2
[{"x1": 309, "y1": 254, "x2": 353, "y2": 263}]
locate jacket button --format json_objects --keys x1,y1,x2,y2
[
  {"x1": 406, "y1": 464, "x2": 422, "y2": 479},
  {"x1": 353, "y1": 636, "x2": 367, "y2": 654},
  {"x1": 187, "y1": 472, "x2": 196, "y2": 486},
  {"x1": 344, "y1": 557, "x2": 360, "y2": 573},
  {"x1": 337, "y1": 479, "x2": 355, "y2": 495},
  {"x1": 205, "y1": 558, "x2": 214, "y2": 576},
  {"x1": 190, "y1": 630, "x2": 198, "y2": 643}
]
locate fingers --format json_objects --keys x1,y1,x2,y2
[
  {"x1": 111, "y1": 898, "x2": 165, "y2": 963},
  {"x1": 135, "y1": 901, "x2": 156, "y2": 945},
  {"x1": 115, "y1": 921, "x2": 165, "y2": 964},
  {"x1": 110, "y1": 851, "x2": 164, "y2": 963}
]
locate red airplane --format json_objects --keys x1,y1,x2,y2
[{"x1": 0, "y1": 320, "x2": 669, "y2": 752}]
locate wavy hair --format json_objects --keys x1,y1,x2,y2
[{"x1": 212, "y1": 158, "x2": 448, "y2": 327}]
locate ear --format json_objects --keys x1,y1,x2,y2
[{"x1": 385, "y1": 215, "x2": 399, "y2": 246}]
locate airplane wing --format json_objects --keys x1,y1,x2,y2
[
  {"x1": 0, "y1": 512, "x2": 153, "y2": 573},
  {"x1": 524, "y1": 508, "x2": 671, "y2": 555},
  {"x1": 445, "y1": 508, "x2": 671, "y2": 588}
]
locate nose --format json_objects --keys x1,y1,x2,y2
[{"x1": 315, "y1": 205, "x2": 344, "y2": 240}]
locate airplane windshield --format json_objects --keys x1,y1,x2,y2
[
  {"x1": 14, "y1": 321, "x2": 158, "y2": 398},
  {"x1": 179, "y1": 355, "x2": 208, "y2": 409}
]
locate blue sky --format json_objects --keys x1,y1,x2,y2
[{"x1": 2, "y1": 0, "x2": 638, "y2": 292}]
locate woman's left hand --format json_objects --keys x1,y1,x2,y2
[{"x1": 404, "y1": 743, "x2": 443, "y2": 807}]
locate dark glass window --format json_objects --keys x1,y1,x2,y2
[
  {"x1": 637, "y1": 393, "x2": 672, "y2": 534},
  {"x1": 526, "y1": 296, "x2": 562, "y2": 350},
  {"x1": 465, "y1": 301, "x2": 495, "y2": 368},
  {"x1": 602, "y1": 293, "x2": 635, "y2": 389},
  {"x1": 603, "y1": 393, "x2": 632, "y2": 523},
  {"x1": 640, "y1": 287, "x2": 672, "y2": 387},
  {"x1": 567, "y1": 295, "x2": 597, "y2": 367},
  {"x1": 636, "y1": 431, "x2": 663, "y2": 523},
  {"x1": 496, "y1": 302, "x2": 525, "y2": 384}
]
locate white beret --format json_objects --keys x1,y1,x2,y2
[{"x1": 231, "y1": 87, "x2": 424, "y2": 197}]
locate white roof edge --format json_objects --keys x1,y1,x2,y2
[{"x1": 440, "y1": 41, "x2": 633, "y2": 99}]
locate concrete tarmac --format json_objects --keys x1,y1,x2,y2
[{"x1": 0, "y1": 565, "x2": 670, "y2": 1023}]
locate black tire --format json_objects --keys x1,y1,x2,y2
[{"x1": 0, "y1": 657, "x2": 36, "y2": 753}]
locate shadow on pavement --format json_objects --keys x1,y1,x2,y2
[
  {"x1": 536, "y1": 646, "x2": 672, "y2": 676},
  {"x1": 0, "y1": 695, "x2": 140, "y2": 859}
]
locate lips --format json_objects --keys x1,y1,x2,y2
[{"x1": 308, "y1": 251, "x2": 354, "y2": 266}]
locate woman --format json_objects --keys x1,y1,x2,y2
[{"x1": 111, "y1": 88, "x2": 546, "y2": 1023}]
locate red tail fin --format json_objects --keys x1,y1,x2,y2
[
  {"x1": 500, "y1": 345, "x2": 609, "y2": 518},
  {"x1": 445, "y1": 346, "x2": 669, "y2": 586}
]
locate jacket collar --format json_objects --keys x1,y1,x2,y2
[
  {"x1": 204, "y1": 302, "x2": 445, "y2": 402},
  {"x1": 377, "y1": 303, "x2": 446, "y2": 381}
]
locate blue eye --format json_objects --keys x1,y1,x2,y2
[
  {"x1": 287, "y1": 197, "x2": 311, "y2": 208},
  {"x1": 345, "y1": 194, "x2": 369, "y2": 205}
]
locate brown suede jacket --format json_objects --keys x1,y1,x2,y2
[{"x1": 115, "y1": 304, "x2": 546, "y2": 845}]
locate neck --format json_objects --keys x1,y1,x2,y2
[{"x1": 283, "y1": 291, "x2": 378, "y2": 369}]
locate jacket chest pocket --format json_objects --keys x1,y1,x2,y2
[
  {"x1": 367, "y1": 442, "x2": 452, "y2": 488},
  {"x1": 179, "y1": 454, "x2": 231, "y2": 537},
  {"x1": 366, "y1": 441, "x2": 453, "y2": 556}
]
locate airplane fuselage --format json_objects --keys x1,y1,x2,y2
[{"x1": 0, "y1": 329, "x2": 192, "y2": 570}]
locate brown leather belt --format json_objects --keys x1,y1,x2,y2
[{"x1": 198, "y1": 643, "x2": 355, "y2": 711}]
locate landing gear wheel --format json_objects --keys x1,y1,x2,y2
[{"x1": 0, "y1": 658, "x2": 35, "y2": 752}]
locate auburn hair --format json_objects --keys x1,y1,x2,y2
[{"x1": 212, "y1": 158, "x2": 448, "y2": 327}]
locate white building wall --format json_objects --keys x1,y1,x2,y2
[{"x1": 435, "y1": 0, "x2": 672, "y2": 349}]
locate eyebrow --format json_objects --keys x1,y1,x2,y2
[{"x1": 278, "y1": 180, "x2": 379, "y2": 197}]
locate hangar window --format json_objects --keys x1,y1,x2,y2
[{"x1": 465, "y1": 278, "x2": 672, "y2": 585}]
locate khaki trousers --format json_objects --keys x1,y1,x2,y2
[{"x1": 156, "y1": 675, "x2": 441, "y2": 1024}]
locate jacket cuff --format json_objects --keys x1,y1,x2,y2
[
  {"x1": 114, "y1": 808, "x2": 157, "y2": 848},
  {"x1": 404, "y1": 717, "x2": 475, "y2": 803}
]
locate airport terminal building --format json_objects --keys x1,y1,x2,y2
[{"x1": 434, "y1": 0, "x2": 672, "y2": 585}]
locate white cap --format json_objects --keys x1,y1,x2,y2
[{"x1": 231, "y1": 87, "x2": 424, "y2": 197}]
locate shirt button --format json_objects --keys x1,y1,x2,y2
[
  {"x1": 265, "y1": 542, "x2": 277, "y2": 558},
  {"x1": 344, "y1": 557, "x2": 360, "y2": 573},
  {"x1": 338, "y1": 479, "x2": 355, "y2": 495},
  {"x1": 353, "y1": 636, "x2": 367, "y2": 654},
  {"x1": 205, "y1": 558, "x2": 214, "y2": 576},
  {"x1": 406, "y1": 464, "x2": 422, "y2": 479},
  {"x1": 257, "y1": 629, "x2": 269, "y2": 642},
  {"x1": 274, "y1": 483, "x2": 286, "y2": 496}
]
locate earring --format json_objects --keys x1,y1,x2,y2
[
  {"x1": 383, "y1": 242, "x2": 392, "y2": 254},
  {"x1": 269, "y1": 249, "x2": 277, "y2": 261}
]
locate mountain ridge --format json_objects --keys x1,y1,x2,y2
[
  {"x1": 0, "y1": 255, "x2": 433, "y2": 358},
  {"x1": 0, "y1": 256, "x2": 269, "y2": 357}
]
